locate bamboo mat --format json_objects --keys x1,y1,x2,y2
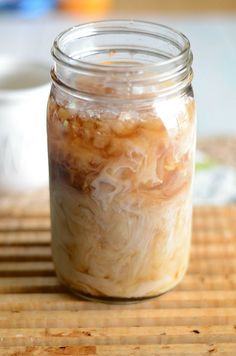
[
  {"x1": 198, "y1": 136, "x2": 236, "y2": 169},
  {"x1": 0, "y1": 193, "x2": 236, "y2": 355}
]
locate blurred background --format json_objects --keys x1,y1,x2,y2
[{"x1": 0, "y1": 0, "x2": 235, "y2": 203}]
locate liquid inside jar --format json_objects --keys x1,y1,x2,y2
[{"x1": 47, "y1": 74, "x2": 195, "y2": 301}]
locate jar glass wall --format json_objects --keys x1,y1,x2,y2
[{"x1": 47, "y1": 20, "x2": 196, "y2": 303}]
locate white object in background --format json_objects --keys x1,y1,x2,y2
[{"x1": 0, "y1": 57, "x2": 50, "y2": 193}]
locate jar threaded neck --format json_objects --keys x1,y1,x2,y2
[{"x1": 51, "y1": 20, "x2": 193, "y2": 100}]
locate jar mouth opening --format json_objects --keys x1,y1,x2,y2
[{"x1": 52, "y1": 19, "x2": 191, "y2": 75}]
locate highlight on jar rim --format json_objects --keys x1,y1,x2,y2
[{"x1": 47, "y1": 20, "x2": 196, "y2": 303}]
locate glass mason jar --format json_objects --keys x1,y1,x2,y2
[{"x1": 47, "y1": 20, "x2": 196, "y2": 303}]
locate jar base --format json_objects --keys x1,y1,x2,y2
[{"x1": 60, "y1": 280, "x2": 174, "y2": 305}]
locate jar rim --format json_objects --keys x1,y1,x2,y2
[{"x1": 52, "y1": 19, "x2": 192, "y2": 75}]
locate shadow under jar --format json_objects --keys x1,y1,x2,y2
[{"x1": 47, "y1": 20, "x2": 196, "y2": 303}]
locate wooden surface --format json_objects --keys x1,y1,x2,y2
[
  {"x1": 0, "y1": 194, "x2": 236, "y2": 355},
  {"x1": 113, "y1": 0, "x2": 236, "y2": 12},
  {"x1": 198, "y1": 136, "x2": 236, "y2": 169}
]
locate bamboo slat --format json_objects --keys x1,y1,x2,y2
[{"x1": 0, "y1": 201, "x2": 235, "y2": 355}]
